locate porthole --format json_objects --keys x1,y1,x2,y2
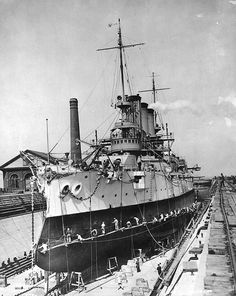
[
  {"x1": 115, "y1": 194, "x2": 117, "y2": 197},
  {"x1": 125, "y1": 193, "x2": 128, "y2": 196},
  {"x1": 61, "y1": 185, "x2": 70, "y2": 195},
  {"x1": 85, "y1": 175, "x2": 88, "y2": 179},
  {"x1": 102, "y1": 195, "x2": 104, "y2": 198},
  {"x1": 74, "y1": 184, "x2": 81, "y2": 193},
  {"x1": 71, "y1": 183, "x2": 82, "y2": 196}
]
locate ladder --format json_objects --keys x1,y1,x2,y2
[
  {"x1": 70, "y1": 272, "x2": 85, "y2": 292},
  {"x1": 107, "y1": 257, "x2": 118, "y2": 274}
]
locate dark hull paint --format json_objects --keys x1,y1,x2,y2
[
  {"x1": 36, "y1": 189, "x2": 195, "y2": 276},
  {"x1": 36, "y1": 213, "x2": 192, "y2": 278}
]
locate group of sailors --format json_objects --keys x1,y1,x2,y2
[
  {"x1": 64, "y1": 202, "x2": 198, "y2": 243},
  {"x1": 38, "y1": 202, "x2": 198, "y2": 253}
]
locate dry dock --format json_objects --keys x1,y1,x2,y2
[
  {"x1": 161, "y1": 178, "x2": 236, "y2": 296},
  {"x1": 204, "y1": 180, "x2": 236, "y2": 295},
  {"x1": 1, "y1": 177, "x2": 236, "y2": 296}
]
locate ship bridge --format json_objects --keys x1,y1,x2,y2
[{"x1": 111, "y1": 94, "x2": 142, "y2": 153}]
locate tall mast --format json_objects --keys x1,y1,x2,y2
[
  {"x1": 97, "y1": 19, "x2": 144, "y2": 102},
  {"x1": 139, "y1": 73, "x2": 170, "y2": 129},
  {"x1": 152, "y1": 72, "x2": 157, "y2": 124},
  {"x1": 118, "y1": 19, "x2": 125, "y2": 101},
  {"x1": 152, "y1": 72, "x2": 156, "y2": 103},
  {"x1": 46, "y1": 119, "x2": 50, "y2": 164}
]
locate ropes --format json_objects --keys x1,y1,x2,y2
[
  {"x1": 55, "y1": 164, "x2": 70, "y2": 275},
  {"x1": 101, "y1": 112, "x2": 119, "y2": 140},
  {"x1": 82, "y1": 111, "x2": 117, "y2": 141},
  {"x1": 126, "y1": 171, "x2": 167, "y2": 250},
  {"x1": 82, "y1": 173, "x2": 102, "y2": 201}
]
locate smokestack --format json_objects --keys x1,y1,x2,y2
[
  {"x1": 70, "y1": 98, "x2": 81, "y2": 163},
  {"x1": 141, "y1": 102, "x2": 148, "y2": 134},
  {"x1": 147, "y1": 108, "x2": 155, "y2": 136}
]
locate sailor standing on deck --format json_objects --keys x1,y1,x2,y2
[
  {"x1": 136, "y1": 257, "x2": 141, "y2": 272},
  {"x1": 157, "y1": 263, "x2": 162, "y2": 277},
  {"x1": 101, "y1": 221, "x2": 106, "y2": 234},
  {"x1": 152, "y1": 217, "x2": 158, "y2": 223},
  {"x1": 77, "y1": 234, "x2": 83, "y2": 242},
  {"x1": 134, "y1": 216, "x2": 139, "y2": 225},
  {"x1": 117, "y1": 271, "x2": 124, "y2": 290},
  {"x1": 66, "y1": 228, "x2": 72, "y2": 243},
  {"x1": 126, "y1": 221, "x2": 132, "y2": 228},
  {"x1": 113, "y1": 218, "x2": 119, "y2": 231}
]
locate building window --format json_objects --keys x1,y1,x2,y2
[
  {"x1": 24, "y1": 173, "x2": 32, "y2": 191},
  {"x1": 10, "y1": 174, "x2": 19, "y2": 189}
]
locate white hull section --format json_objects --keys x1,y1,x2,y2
[{"x1": 41, "y1": 161, "x2": 193, "y2": 218}]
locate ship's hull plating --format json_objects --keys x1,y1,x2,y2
[
  {"x1": 36, "y1": 189, "x2": 195, "y2": 276},
  {"x1": 36, "y1": 213, "x2": 192, "y2": 275}
]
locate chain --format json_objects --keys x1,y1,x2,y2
[{"x1": 82, "y1": 173, "x2": 102, "y2": 201}]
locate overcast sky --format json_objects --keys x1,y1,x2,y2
[{"x1": 0, "y1": 0, "x2": 236, "y2": 177}]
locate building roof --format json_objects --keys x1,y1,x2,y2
[{"x1": 0, "y1": 149, "x2": 60, "y2": 170}]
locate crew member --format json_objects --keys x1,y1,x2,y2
[
  {"x1": 157, "y1": 263, "x2": 162, "y2": 277},
  {"x1": 152, "y1": 217, "x2": 158, "y2": 223},
  {"x1": 137, "y1": 156, "x2": 142, "y2": 170},
  {"x1": 117, "y1": 271, "x2": 124, "y2": 290},
  {"x1": 159, "y1": 213, "x2": 164, "y2": 221},
  {"x1": 126, "y1": 221, "x2": 132, "y2": 228},
  {"x1": 77, "y1": 234, "x2": 83, "y2": 242},
  {"x1": 41, "y1": 243, "x2": 48, "y2": 254},
  {"x1": 66, "y1": 228, "x2": 72, "y2": 243},
  {"x1": 113, "y1": 218, "x2": 119, "y2": 231},
  {"x1": 136, "y1": 257, "x2": 141, "y2": 272},
  {"x1": 101, "y1": 221, "x2": 106, "y2": 234},
  {"x1": 134, "y1": 216, "x2": 139, "y2": 225}
]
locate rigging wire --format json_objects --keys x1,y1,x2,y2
[
  {"x1": 55, "y1": 164, "x2": 70, "y2": 275},
  {"x1": 88, "y1": 171, "x2": 93, "y2": 281},
  {"x1": 46, "y1": 51, "x2": 119, "y2": 155},
  {"x1": 82, "y1": 111, "x2": 117, "y2": 141},
  {"x1": 125, "y1": 171, "x2": 168, "y2": 251},
  {"x1": 49, "y1": 127, "x2": 69, "y2": 154},
  {"x1": 122, "y1": 34, "x2": 151, "y2": 80},
  {"x1": 80, "y1": 50, "x2": 116, "y2": 113},
  {"x1": 114, "y1": 60, "x2": 121, "y2": 98},
  {"x1": 101, "y1": 112, "x2": 119, "y2": 140},
  {"x1": 1, "y1": 219, "x2": 28, "y2": 248},
  {"x1": 110, "y1": 50, "x2": 119, "y2": 106},
  {"x1": 123, "y1": 48, "x2": 133, "y2": 95}
]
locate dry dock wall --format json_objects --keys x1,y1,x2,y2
[{"x1": 0, "y1": 212, "x2": 44, "y2": 263}]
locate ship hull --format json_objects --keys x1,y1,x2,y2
[
  {"x1": 36, "y1": 189, "x2": 195, "y2": 277},
  {"x1": 36, "y1": 212, "x2": 192, "y2": 278}
]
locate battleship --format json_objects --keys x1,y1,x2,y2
[{"x1": 21, "y1": 20, "x2": 199, "y2": 279}]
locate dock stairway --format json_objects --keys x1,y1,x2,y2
[{"x1": 0, "y1": 255, "x2": 33, "y2": 278}]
